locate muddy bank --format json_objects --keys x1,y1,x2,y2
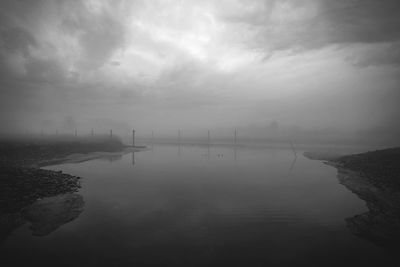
[
  {"x1": 0, "y1": 137, "x2": 124, "y2": 167},
  {"x1": 333, "y1": 147, "x2": 400, "y2": 190},
  {"x1": 304, "y1": 147, "x2": 400, "y2": 248},
  {"x1": 23, "y1": 193, "x2": 84, "y2": 236},
  {"x1": 304, "y1": 147, "x2": 400, "y2": 189},
  {"x1": 0, "y1": 138, "x2": 124, "y2": 241},
  {"x1": 336, "y1": 167, "x2": 400, "y2": 248}
]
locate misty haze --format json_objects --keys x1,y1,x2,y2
[{"x1": 1, "y1": 1, "x2": 400, "y2": 266}]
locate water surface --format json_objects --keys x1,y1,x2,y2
[{"x1": 1, "y1": 145, "x2": 397, "y2": 266}]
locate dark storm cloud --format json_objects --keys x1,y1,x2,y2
[
  {"x1": 0, "y1": 0, "x2": 131, "y2": 131},
  {"x1": 345, "y1": 42, "x2": 400, "y2": 67},
  {"x1": 0, "y1": 26, "x2": 37, "y2": 56},
  {"x1": 320, "y1": 0, "x2": 400, "y2": 44},
  {"x1": 225, "y1": 0, "x2": 400, "y2": 57},
  {"x1": 0, "y1": 0, "x2": 127, "y2": 84}
]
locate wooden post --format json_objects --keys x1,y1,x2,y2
[{"x1": 132, "y1": 129, "x2": 135, "y2": 147}]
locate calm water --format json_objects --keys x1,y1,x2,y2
[{"x1": 1, "y1": 145, "x2": 398, "y2": 266}]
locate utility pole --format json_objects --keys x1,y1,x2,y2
[
  {"x1": 151, "y1": 130, "x2": 154, "y2": 150},
  {"x1": 207, "y1": 130, "x2": 210, "y2": 159},
  {"x1": 234, "y1": 128, "x2": 237, "y2": 146},
  {"x1": 177, "y1": 129, "x2": 181, "y2": 156},
  {"x1": 132, "y1": 129, "x2": 135, "y2": 147}
]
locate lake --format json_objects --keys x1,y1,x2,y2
[{"x1": 1, "y1": 144, "x2": 397, "y2": 266}]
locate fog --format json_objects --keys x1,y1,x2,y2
[{"x1": 1, "y1": 0, "x2": 399, "y2": 145}]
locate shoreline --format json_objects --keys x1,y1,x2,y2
[
  {"x1": 39, "y1": 148, "x2": 146, "y2": 167},
  {"x1": 304, "y1": 147, "x2": 400, "y2": 247},
  {"x1": 304, "y1": 147, "x2": 400, "y2": 190},
  {"x1": 0, "y1": 138, "x2": 143, "y2": 241}
]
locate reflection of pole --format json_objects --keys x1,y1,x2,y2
[
  {"x1": 234, "y1": 147, "x2": 237, "y2": 160},
  {"x1": 132, "y1": 152, "x2": 135, "y2": 166},
  {"x1": 288, "y1": 154, "x2": 297, "y2": 173},
  {"x1": 132, "y1": 129, "x2": 135, "y2": 147}
]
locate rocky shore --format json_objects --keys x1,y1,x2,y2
[{"x1": 0, "y1": 137, "x2": 124, "y2": 241}]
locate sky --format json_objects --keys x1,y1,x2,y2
[{"x1": 0, "y1": 0, "x2": 399, "y2": 142}]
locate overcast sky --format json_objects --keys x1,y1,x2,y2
[{"x1": 0, "y1": 0, "x2": 399, "y2": 139}]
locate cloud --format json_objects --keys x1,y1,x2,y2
[
  {"x1": 320, "y1": 0, "x2": 400, "y2": 44},
  {"x1": 0, "y1": 26, "x2": 37, "y2": 56},
  {"x1": 66, "y1": 4, "x2": 126, "y2": 70},
  {"x1": 0, "y1": 0, "x2": 399, "y2": 140},
  {"x1": 221, "y1": 0, "x2": 400, "y2": 53},
  {"x1": 345, "y1": 42, "x2": 400, "y2": 67}
]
